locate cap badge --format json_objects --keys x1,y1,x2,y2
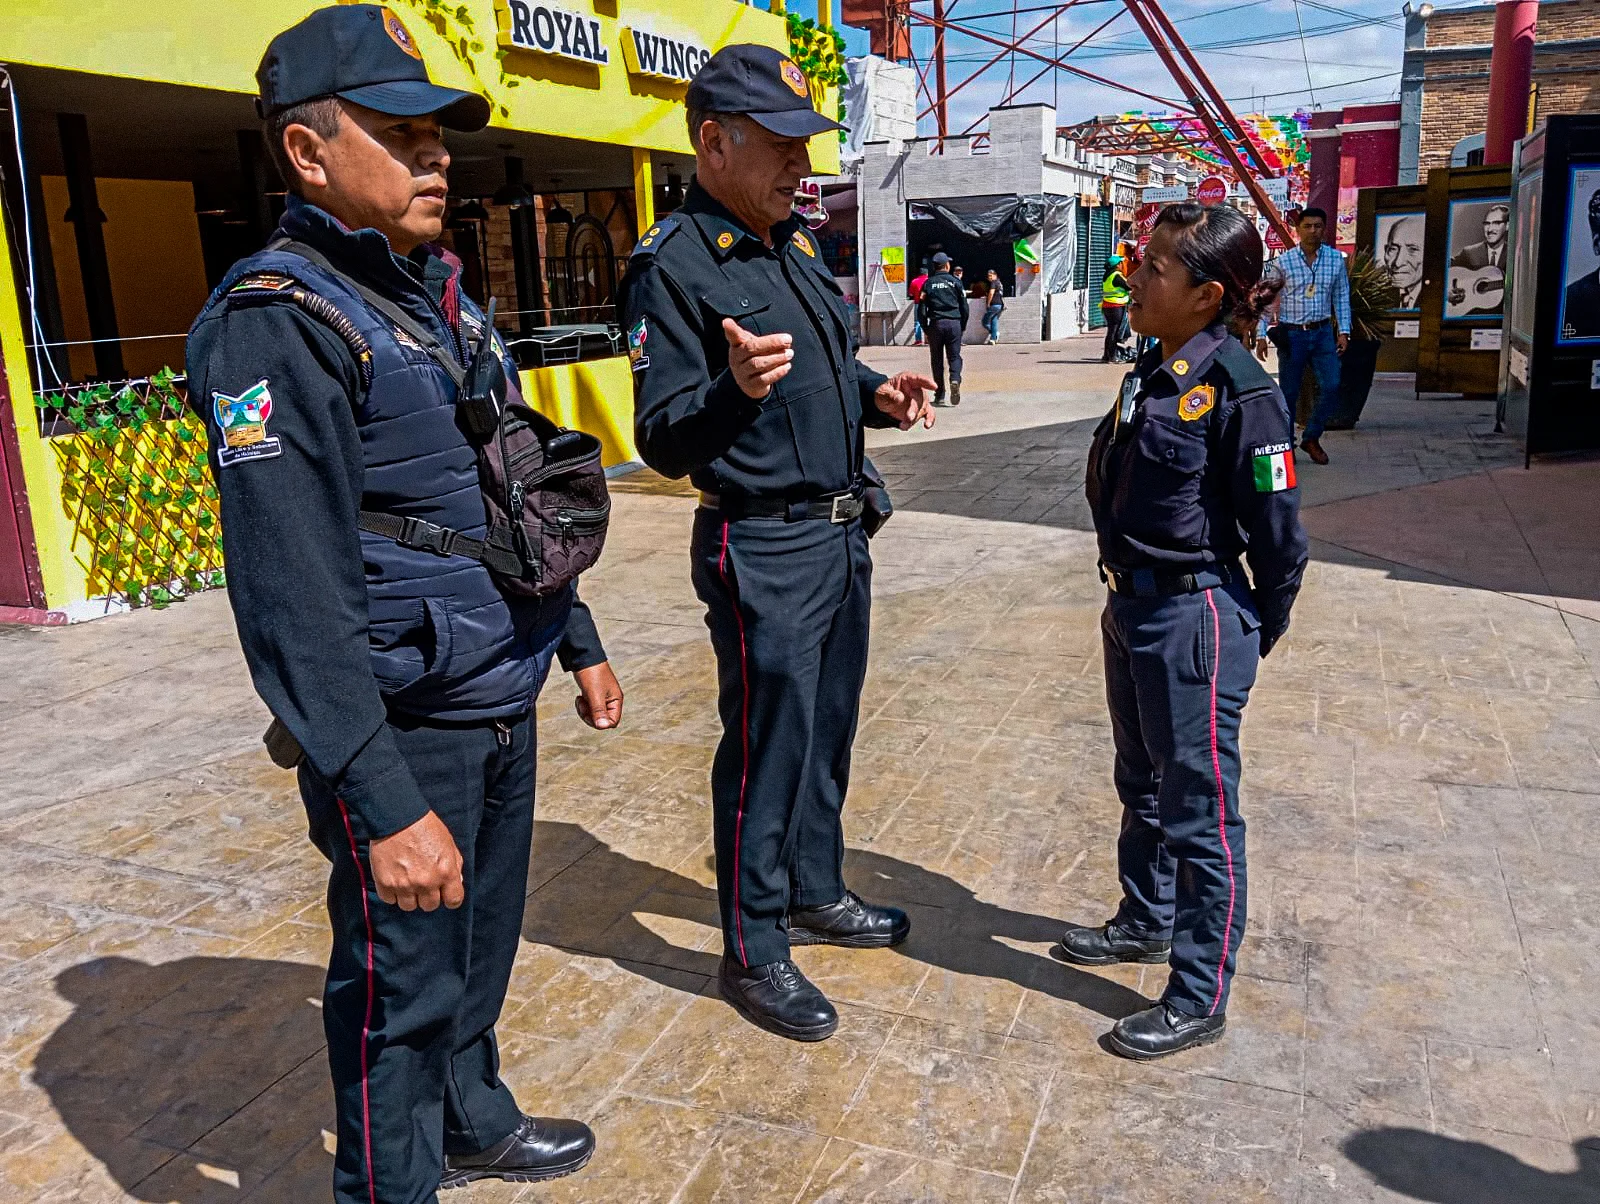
[
  {"x1": 1171, "y1": 358, "x2": 1190, "y2": 376},
  {"x1": 717, "y1": 232, "x2": 735, "y2": 250},
  {"x1": 1177, "y1": 384, "x2": 1216, "y2": 422},
  {"x1": 780, "y1": 60, "x2": 809, "y2": 98},
  {"x1": 382, "y1": 8, "x2": 423, "y2": 60},
  {"x1": 792, "y1": 230, "x2": 816, "y2": 257}
]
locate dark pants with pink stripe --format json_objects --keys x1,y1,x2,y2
[
  {"x1": 690, "y1": 510, "x2": 873, "y2": 968},
  {"x1": 1100, "y1": 581, "x2": 1260, "y2": 1017},
  {"x1": 301, "y1": 712, "x2": 536, "y2": 1204}
]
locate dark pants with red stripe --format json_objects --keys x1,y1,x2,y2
[
  {"x1": 300, "y1": 713, "x2": 536, "y2": 1204},
  {"x1": 1100, "y1": 580, "x2": 1260, "y2": 1017},
  {"x1": 690, "y1": 510, "x2": 873, "y2": 968}
]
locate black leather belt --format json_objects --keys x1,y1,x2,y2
[
  {"x1": 1277, "y1": 318, "x2": 1331, "y2": 331},
  {"x1": 699, "y1": 490, "x2": 864, "y2": 524},
  {"x1": 1099, "y1": 561, "x2": 1234, "y2": 598}
]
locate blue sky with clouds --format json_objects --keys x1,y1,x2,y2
[{"x1": 777, "y1": 1, "x2": 1488, "y2": 135}]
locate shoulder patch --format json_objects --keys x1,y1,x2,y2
[
  {"x1": 791, "y1": 229, "x2": 817, "y2": 258},
  {"x1": 632, "y1": 216, "x2": 683, "y2": 259},
  {"x1": 213, "y1": 379, "x2": 282, "y2": 468},
  {"x1": 627, "y1": 317, "x2": 650, "y2": 373},
  {"x1": 1251, "y1": 443, "x2": 1297, "y2": 493},
  {"x1": 228, "y1": 272, "x2": 298, "y2": 295}
]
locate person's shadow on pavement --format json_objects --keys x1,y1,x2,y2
[
  {"x1": 33, "y1": 955, "x2": 333, "y2": 1201},
  {"x1": 523, "y1": 820, "x2": 1147, "y2": 1021},
  {"x1": 1343, "y1": 1128, "x2": 1600, "y2": 1203}
]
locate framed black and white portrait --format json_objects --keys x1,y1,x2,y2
[
  {"x1": 1443, "y1": 196, "x2": 1510, "y2": 321},
  {"x1": 1375, "y1": 211, "x2": 1425, "y2": 312},
  {"x1": 1557, "y1": 165, "x2": 1600, "y2": 344}
]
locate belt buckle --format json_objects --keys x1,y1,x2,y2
[{"x1": 829, "y1": 495, "x2": 858, "y2": 524}]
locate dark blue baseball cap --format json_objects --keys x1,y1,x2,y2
[
  {"x1": 686, "y1": 44, "x2": 845, "y2": 139},
  {"x1": 256, "y1": 5, "x2": 491, "y2": 132}
]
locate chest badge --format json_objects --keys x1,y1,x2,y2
[
  {"x1": 716, "y1": 231, "x2": 735, "y2": 250},
  {"x1": 1171, "y1": 358, "x2": 1190, "y2": 377},
  {"x1": 1177, "y1": 383, "x2": 1216, "y2": 422},
  {"x1": 792, "y1": 230, "x2": 816, "y2": 257}
]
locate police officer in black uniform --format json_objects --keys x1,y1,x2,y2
[
  {"x1": 917, "y1": 252, "x2": 969, "y2": 405},
  {"x1": 1059, "y1": 202, "x2": 1308, "y2": 1060},
  {"x1": 619, "y1": 44, "x2": 937, "y2": 1042},
  {"x1": 184, "y1": 8, "x2": 622, "y2": 1200}
]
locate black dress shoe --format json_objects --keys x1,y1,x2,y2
[
  {"x1": 1054, "y1": 921, "x2": 1171, "y2": 966},
  {"x1": 440, "y1": 1114, "x2": 594, "y2": 1189},
  {"x1": 719, "y1": 957, "x2": 838, "y2": 1042},
  {"x1": 1106, "y1": 1002, "x2": 1226, "y2": 1060},
  {"x1": 787, "y1": 891, "x2": 910, "y2": 949}
]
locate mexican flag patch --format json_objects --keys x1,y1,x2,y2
[{"x1": 1252, "y1": 442, "x2": 1297, "y2": 493}]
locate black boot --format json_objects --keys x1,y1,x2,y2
[
  {"x1": 719, "y1": 957, "x2": 838, "y2": 1042},
  {"x1": 440, "y1": 1114, "x2": 594, "y2": 1189},
  {"x1": 1055, "y1": 921, "x2": 1171, "y2": 966},
  {"x1": 787, "y1": 891, "x2": 910, "y2": 949},
  {"x1": 950, "y1": 380, "x2": 962, "y2": 406},
  {"x1": 1107, "y1": 1002, "x2": 1226, "y2": 1060}
]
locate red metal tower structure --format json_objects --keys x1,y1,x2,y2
[{"x1": 839, "y1": 0, "x2": 1296, "y2": 244}]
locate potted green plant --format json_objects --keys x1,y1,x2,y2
[{"x1": 1327, "y1": 251, "x2": 1399, "y2": 429}]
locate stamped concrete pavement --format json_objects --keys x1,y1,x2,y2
[{"x1": 0, "y1": 335, "x2": 1595, "y2": 1202}]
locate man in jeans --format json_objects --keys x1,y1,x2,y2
[{"x1": 1256, "y1": 207, "x2": 1350, "y2": 465}]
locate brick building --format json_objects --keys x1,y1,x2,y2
[{"x1": 1400, "y1": 0, "x2": 1600, "y2": 182}]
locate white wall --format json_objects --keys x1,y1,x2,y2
[{"x1": 857, "y1": 104, "x2": 1108, "y2": 345}]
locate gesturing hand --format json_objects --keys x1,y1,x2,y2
[
  {"x1": 875, "y1": 372, "x2": 938, "y2": 431},
  {"x1": 573, "y1": 661, "x2": 624, "y2": 730},
  {"x1": 369, "y1": 810, "x2": 464, "y2": 912},
  {"x1": 722, "y1": 318, "x2": 793, "y2": 400}
]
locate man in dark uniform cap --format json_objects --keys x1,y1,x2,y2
[
  {"x1": 619, "y1": 43, "x2": 937, "y2": 1042},
  {"x1": 917, "y1": 251, "x2": 969, "y2": 405},
  {"x1": 184, "y1": 7, "x2": 620, "y2": 1199}
]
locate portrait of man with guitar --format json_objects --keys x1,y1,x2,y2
[{"x1": 1446, "y1": 201, "x2": 1509, "y2": 319}]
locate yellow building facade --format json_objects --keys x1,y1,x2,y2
[{"x1": 0, "y1": 0, "x2": 839, "y2": 618}]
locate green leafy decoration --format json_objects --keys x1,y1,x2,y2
[
  {"x1": 35, "y1": 368, "x2": 225, "y2": 609},
  {"x1": 786, "y1": 15, "x2": 849, "y2": 144}
]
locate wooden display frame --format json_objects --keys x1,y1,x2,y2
[
  {"x1": 1356, "y1": 184, "x2": 1428, "y2": 374},
  {"x1": 1500, "y1": 114, "x2": 1600, "y2": 457},
  {"x1": 1415, "y1": 165, "x2": 1512, "y2": 397}
]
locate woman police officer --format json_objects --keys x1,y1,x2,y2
[{"x1": 1059, "y1": 202, "x2": 1309, "y2": 1059}]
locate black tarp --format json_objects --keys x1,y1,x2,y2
[{"x1": 909, "y1": 194, "x2": 1049, "y2": 243}]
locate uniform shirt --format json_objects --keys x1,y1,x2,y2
[
  {"x1": 186, "y1": 209, "x2": 605, "y2": 838},
  {"x1": 1085, "y1": 322, "x2": 1309, "y2": 641},
  {"x1": 620, "y1": 180, "x2": 893, "y2": 497},
  {"x1": 917, "y1": 270, "x2": 969, "y2": 325},
  {"x1": 1261, "y1": 244, "x2": 1351, "y2": 333}
]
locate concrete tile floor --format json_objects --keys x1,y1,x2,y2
[{"x1": 0, "y1": 335, "x2": 1596, "y2": 1202}]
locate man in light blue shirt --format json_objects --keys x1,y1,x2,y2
[{"x1": 1256, "y1": 207, "x2": 1350, "y2": 465}]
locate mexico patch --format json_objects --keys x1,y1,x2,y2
[
  {"x1": 213, "y1": 379, "x2": 282, "y2": 468},
  {"x1": 628, "y1": 318, "x2": 649, "y2": 372},
  {"x1": 1177, "y1": 384, "x2": 1215, "y2": 422},
  {"x1": 1252, "y1": 442, "x2": 1296, "y2": 493}
]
